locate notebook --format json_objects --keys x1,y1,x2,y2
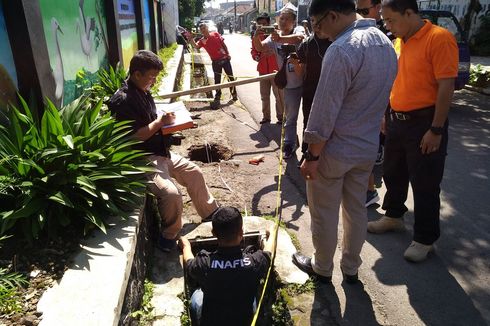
[{"x1": 155, "y1": 101, "x2": 194, "y2": 135}]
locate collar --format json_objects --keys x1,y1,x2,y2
[
  {"x1": 127, "y1": 79, "x2": 149, "y2": 96},
  {"x1": 336, "y1": 18, "x2": 376, "y2": 40},
  {"x1": 410, "y1": 20, "x2": 432, "y2": 40}
]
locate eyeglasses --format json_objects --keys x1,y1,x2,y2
[
  {"x1": 356, "y1": 5, "x2": 374, "y2": 16},
  {"x1": 312, "y1": 12, "x2": 329, "y2": 29}
]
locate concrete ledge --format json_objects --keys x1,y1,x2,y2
[
  {"x1": 465, "y1": 84, "x2": 490, "y2": 96},
  {"x1": 157, "y1": 44, "x2": 184, "y2": 104},
  {"x1": 37, "y1": 211, "x2": 142, "y2": 326}
]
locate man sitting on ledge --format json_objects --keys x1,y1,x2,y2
[
  {"x1": 109, "y1": 50, "x2": 219, "y2": 252},
  {"x1": 179, "y1": 206, "x2": 276, "y2": 326}
]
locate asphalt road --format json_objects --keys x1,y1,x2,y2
[{"x1": 223, "y1": 31, "x2": 490, "y2": 325}]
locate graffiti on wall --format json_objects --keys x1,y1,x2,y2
[
  {"x1": 118, "y1": 0, "x2": 138, "y2": 70},
  {"x1": 39, "y1": 0, "x2": 109, "y2": 107},
  {"x1": 0, "y1": 2, "x2": 18, "y2": 110}
]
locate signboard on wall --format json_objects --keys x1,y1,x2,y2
[{"x1": 39, "y1": 0, "x2": 109, "y2": 107}]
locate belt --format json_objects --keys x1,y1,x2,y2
[{"x1": 390, "y1": 106, "x2": 435, "y2": 121}]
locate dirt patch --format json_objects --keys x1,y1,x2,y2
[
  {"x1": 0, "y1": 226, "x2": 83, "y2": 325},
  {"x1": 188, "y1": 143, "x2": 234, "y2": 163}
]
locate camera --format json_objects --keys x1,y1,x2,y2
[
  {"x1": 280, "y1": 44, "x2": 297, "y2": 57},
  {"x1": 260, "y1": 25, "x2": 276, "y2": 35}
]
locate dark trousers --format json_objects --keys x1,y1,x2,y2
[
  {"x1": 301, "y1": 98, "x2": 313, "y2": 154},
  {"x1": 212, "y1": 58, "x2": 237, "y2": 100},
  {"x1": 382, "y1": 108, "x2": 448, "y2": 245}
]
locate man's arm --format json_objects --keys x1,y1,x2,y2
[
  {"x1": 133, "y1": 112, "x2": 175, "y2": 141},
  {"x1": 179, "y1": 236, "x2": 195, "y2": 264},
  {"x1": 271, "y1": 33, "x2": 305, "y2": 44},
  {"x1": 419, "y1": 78, "x2": 454, "y2": 154},
  {"x1": 186, "y1": 34, "x2": 201, "y2": 49}
]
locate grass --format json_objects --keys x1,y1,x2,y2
[
  {"x1": 130, "y1": 279, "x2": 155, "y2": 325},
  {"x1": 151, "y1": 43, "x2": 179, "y2": 94}
]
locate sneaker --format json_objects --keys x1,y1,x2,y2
[
  {"x1": 232, "y1": 95, "x2": 238, "y2": 101},
  {"x1": 210, "y1": 99, "x2": 220, "y2": 110},
  {"x1": 283, "y1": 144, "x2": 294, "y2": 159},
  {"x1": 156, "y1": 235, "x2": 176, "y2": 252},
  {"x1": 404, "y1": 241, "x2": 433, "y2": 262},
  {"x1": 365, "y1": 190, "x2": 380, "y2": 207},
  {"x1": 367, "y1": 216, "x2": 405, "y2": 234}
]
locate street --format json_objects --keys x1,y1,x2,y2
[{"x1": 224, "y1": 32, "x2": 490, "y2": 325}]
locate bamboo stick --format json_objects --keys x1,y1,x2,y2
[{"x1": 156, "y1": 72, "x2": 277, "y2": 100}]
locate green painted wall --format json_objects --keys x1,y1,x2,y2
[
  {"x1": 39, "y1": 0, "x2": 109, "y2": 106},
  {"x1": 0, "y1": 2, "x2": 18, "y2": 110}
]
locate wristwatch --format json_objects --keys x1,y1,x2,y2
[
  {"x1": 430, "y1": 126, "x2": 444, "y2": 135},
  {"x1": 304, "y1": 150, "x2": 320, "y2": 161}
]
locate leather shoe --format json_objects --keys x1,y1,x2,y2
[{"x1": 292, "y1": 253, "x2": 331, "y2": 284}]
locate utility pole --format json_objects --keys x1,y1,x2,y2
[{"x1": 234, "y1": 0, "x2": 237, "y2": 30}]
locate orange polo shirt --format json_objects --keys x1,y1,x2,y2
[{"x1": 390, "y1": 20, "x2": 458, "y2": 112}]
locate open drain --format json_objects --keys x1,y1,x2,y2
[{"x1": 188, "y1": 143, "x2": 233, "y2": 163}]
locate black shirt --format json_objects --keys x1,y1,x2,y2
[
  {"x1": 187, "y1": 245, "x2": 271, "y2": 326},
  {"x1": 108, "y1": 80, "x2": 170, "y2": 157},
  {"x1": 297, "y1": 35, "x2": 331, "y2": 104}
]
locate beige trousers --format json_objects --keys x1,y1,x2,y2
[
  {"x1": 307, "y1": 154, "x2": 373, "y2": 276},
  {"x1": 148, "y1": 153, "x2": 218, "y2": 239},
  {"x1": 259, "y1": 77, "x2": 285, "y2": 121}
]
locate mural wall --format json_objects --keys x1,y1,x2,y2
[
  {"x1": 143, "y1": 0, "x2": 152, "y2": 50},
  {"x1": 117, "y1": 0, "x2": 139, "y2": 70},
  {"x1": 39, "y1": 0, "x2": 109, "y2": 107},
  {"x1": 0, "y1": 2, "x2": 18, "y2": 110},
  {"x1": 162, "y1": 0, "x2": 179, "y2": 44}
]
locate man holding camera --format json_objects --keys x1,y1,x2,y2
[
  {"x1": 109, "y1": 50, "x2": 219, "y2": 252},
  {"x1": 251, "y1": 12, "x2": 285, "y2": 124},
  {"x1": 253, "y1": 7, "x2": 305, "y2": 159}
]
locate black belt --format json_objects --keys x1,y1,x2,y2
[{"x1": 390, "y1": 106, "x2": 435, "y2": 121}]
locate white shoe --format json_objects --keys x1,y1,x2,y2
[
  {"x1": 367, "y1": 216, "x2": 405, "y2": 234},
  {"x1": 404, "y1": 241, "x2": 433, "y2": 262}
]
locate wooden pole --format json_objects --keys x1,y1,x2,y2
[{"x1": 156, "y1": 72, "x2": 277, "y2": 100}]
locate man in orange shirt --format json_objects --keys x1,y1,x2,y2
[{"x1": 367, "y1": 0, "x2": 458, "y2": 262}]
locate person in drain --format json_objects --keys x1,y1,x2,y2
[
  {"x1": 109, "y1": 50, "x2": 219, "y2": 253},
  {"x1": 179, "y1": 206, "x2": 276, "y2": 326}
]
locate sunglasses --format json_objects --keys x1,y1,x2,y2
[
  {"x1": 356, "y1": 5, "x2": 374, "y2": 16},
  {"x1": 312, "y1": 12, "x2": 329, "y2": 29}
]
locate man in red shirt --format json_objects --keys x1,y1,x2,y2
[
  {"x1": 188, "y1": 24, "x2": 238, "y2": 108},
  {"x1": 251, "y1": 12, "x2": 284, "y2": 124}
]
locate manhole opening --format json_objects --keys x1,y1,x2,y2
[{"x1": 188, "y1": 143, "x2": 233, "y2": 163}]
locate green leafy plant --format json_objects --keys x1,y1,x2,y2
[
  {"x1": 0, "y1": 235, "x2": 28, "y2": 314},
  {"x1": 87, "y1": 64, "x2": 128, "y2": 105},
  {"x1": 131, "y1": 279, "x2": 155, "y2": 324},
  {"x1": 0, "y1": 95, "x2": 151, "y2": 241},
  {"x1": 469, "y1": 64, "x2": 490, "y2": 88}
]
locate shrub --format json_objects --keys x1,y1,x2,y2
[
  {"x1": 87, "y1": 63, "x2": 128, "y2": 105},
  {"x1": 0, "y1": 95, "x2": 151, "y2": 241},
  {"x1": 469, "y1": 64, "x2": 490, "y2": 88}
]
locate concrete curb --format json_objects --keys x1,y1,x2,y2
[
  {"x1": 157, "y1": 44, "x2": 184, "y2": 103},
  {"x1": 464, "y1": 84, "x2": 490, "y2": 96},
  {"x1": 37, "y1": 211, "x2": 142, "y2": 326}
]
